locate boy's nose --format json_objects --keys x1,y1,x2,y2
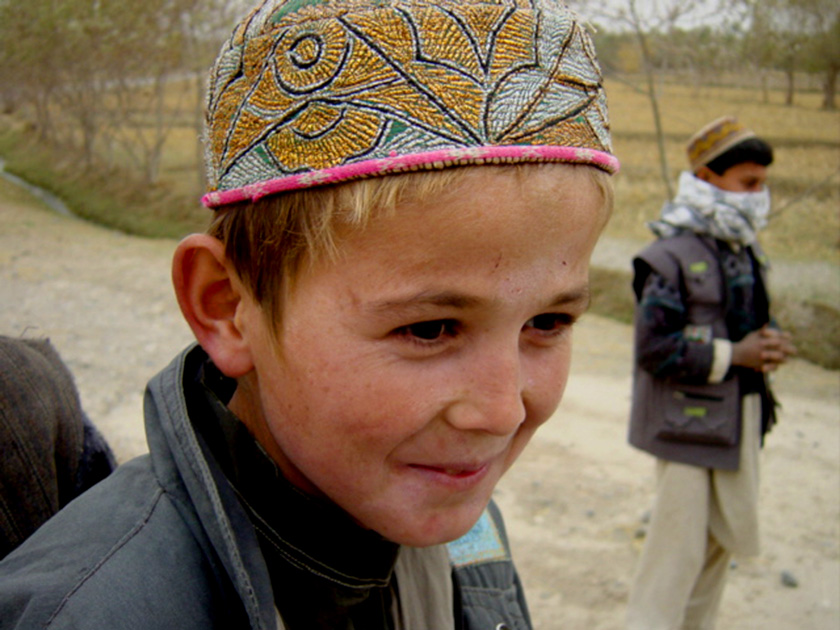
[{"x1": 445, "y1": 349, "x2": 527, "y2": 436}]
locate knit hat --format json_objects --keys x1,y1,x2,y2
[
  {"x1": 687, "y1": 116, "x2": 758, "y2": 173},
  {"x1": 202, "y1": 0, "x2": 619, "y2": 209}
]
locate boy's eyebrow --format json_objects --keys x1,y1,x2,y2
[
  {"x1": 366, "y1": 291, "x2": 483, "y2": 313},
  {"x1": 365, "y1": 286, "x2": 591, "y2": 313},
  {"x1": 550, "y1": 286, "x2": 592, "y2": 310}
]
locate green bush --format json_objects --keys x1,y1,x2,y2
[{"x1": 0, "y1": 126, "x2": 207, "y2": 239}]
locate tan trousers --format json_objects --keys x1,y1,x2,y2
[{"x1": 626, "y1": 394, "x2": 762, "y2": 630}]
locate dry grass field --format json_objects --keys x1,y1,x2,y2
[
  {"x1": 149, "y1": 75, "x2": 840, "y2": 264},
  {"x1": 587, "y1": 79, "x2": 840, "y2": 368},
  {"x1": 2, "y1": 74, "x2": 838, "y2": 364},
  {"x1": 604, "y1": 79, "x2": 840, "y2": 266},
  {"x1": 5, "y1": 74, "x2": 838, "y2": 265}
]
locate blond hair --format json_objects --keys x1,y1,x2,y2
[{"x1": 208, "y1": 164, "x2": 614, "y2": 326}]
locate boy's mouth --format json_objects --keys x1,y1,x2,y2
[{"x1": 408, "y1": 463, "x2": 489, "y2": 479}]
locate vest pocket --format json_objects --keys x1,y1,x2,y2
[{"x1": 654, "y1": 378, "x2": 740, "y2": 446}]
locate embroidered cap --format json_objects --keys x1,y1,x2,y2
[
  {"x1": 687, "y1": 116, "x2": 758, "y2": 173},
  {"x1": 202, "y1": 0, "x2": 619, "y2": 208}
]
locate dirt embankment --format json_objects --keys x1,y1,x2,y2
[{"x1": 2, "y1": 192, "x2": 838, "y2": 629}]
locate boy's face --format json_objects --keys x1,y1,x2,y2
[{"x1": 231, "y1": 166, "x2": 607, "y2": 546}]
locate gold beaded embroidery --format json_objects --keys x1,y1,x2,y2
[{"x1": 206, "y1": 0, "x2": 613, "y2": 194}]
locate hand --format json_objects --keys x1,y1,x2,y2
[{"x1": 731, "y1": 325, "x2": 796, "y2": 373}]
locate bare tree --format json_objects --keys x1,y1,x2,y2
[
  {"x1": 737, "y1": 0, "x2": 840, "y2": 108},
  {"x1": 0, "y1": 1, "x2": 65, "y2": 143},
  {"x1": 569, "y1": 0, "x2": 731, "y2": 199},
  {"x1": 0, "y1": 0, "x2": 247, "y2": 187},
  {"x1": 180, "y1": 0, "x2": 255, "y2": 195},
  {"x1": 797, "y1": 0, "x2": 840, "y2": 110}
]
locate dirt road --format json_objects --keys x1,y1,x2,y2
[{"x1": 2, "y1": 187, "x2": 838, "y2": 629}]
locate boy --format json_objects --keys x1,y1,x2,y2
[
  {"x1": 0, "y1": 1, "x2": 619, "y2": 628},
  {"x1": 626, "y1": 117, "x2": 795, "y2": 629}
]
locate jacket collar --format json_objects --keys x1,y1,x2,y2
[{"x1": 144, "y1": 345, "x2": 276, "y2": 630}]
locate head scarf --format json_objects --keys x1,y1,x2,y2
[{"x1": 649, "y1": 171, "x2": 770, "y2": 246}]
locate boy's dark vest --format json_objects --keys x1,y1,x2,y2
[{"x1": 628, "y1": 233, "x2": 769, "y2": 471}]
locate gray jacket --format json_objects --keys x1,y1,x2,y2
[{"x1": 0, "y1": 345, "x2": 531, "y2": 629}]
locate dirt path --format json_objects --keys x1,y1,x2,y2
[{"x1": 2, "y1": 187, "x2": 838, "y2": 629}]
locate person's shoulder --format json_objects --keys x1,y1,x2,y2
[
  {"x1": 636, "y1": 233, "x2": 715, "y2": 271},
  {"x1": 637, "y1": 231, "x2": 704, "y2": 255},
  {"x1": 634, "y1": 237, "x2": 680, "y2": 282},
  {"x1": 0, "y1": 457, "x2": 222, "y2": 629}
]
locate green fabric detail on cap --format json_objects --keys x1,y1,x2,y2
[
  {"x1": 689, "y1": 261, "x2": 709, "y2": 274},
  {"x1": 271, "y1": 0, "x2": 327, "y2": 22},
  {"x1": 254, "y1": 145, "x2": 274, "y2": 167},
  {"x1": 204, "y1": 0, "x2": 616, "y2": 199},
  {"x1": 384, "y1": 120, "x2": 407, "y2": 144}
]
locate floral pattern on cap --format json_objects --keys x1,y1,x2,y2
[{"x1": 204, "y1": 0, "x2": 618, "y2": 208}]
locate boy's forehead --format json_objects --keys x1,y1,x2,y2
[
  {"x1": 315, "y1": 166, "x2": 605, "y2": 272},
  {"x1": 292, "y1": 174, "x2": 603, "y2": 330},
  {"x1": 203, "y1": 0, "x2": 618, "y2": 209}
]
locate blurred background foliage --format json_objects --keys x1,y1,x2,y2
[{"x1": 0, "y1": 0, "x2": 837, "y2": 364}]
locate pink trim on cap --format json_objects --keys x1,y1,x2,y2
[{"x1": 202, "y1": 145, "x2": 620, "y2": 208}]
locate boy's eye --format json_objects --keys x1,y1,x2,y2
[
  {"x1": 396, "y1": 320, "x2": 457, "y2": 343},
  {"x1": 525, "y1": 313, "x2": 573, "y2": 333}
]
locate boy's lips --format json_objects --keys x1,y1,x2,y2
[
  {"x1": 404, "y1": 459, "x2": 496, "y2": 489},
  {"x1": 409, "y1": 463, "x2": 487, "y2": 478},
  {"x1": 403, "y1": 446, "x2": 508, "y2": 479}
]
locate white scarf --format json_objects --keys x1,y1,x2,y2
[{"x1": 648, "y1": 171, "x2": 770, "y2": 246}]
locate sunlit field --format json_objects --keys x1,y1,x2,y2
[
  {"x1": 2, "y1": 73, "x2": 838, "y2": 366},
  {"x1": 142, "y1": 76, "x2": 840, "y2": 264},
  {"x1": 3, "y1": 74, "x2": 838, "y2": 264},
  {"x1": 605, "y1": 79, "x2": 840, "y2": 265}
]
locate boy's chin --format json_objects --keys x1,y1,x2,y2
[{"x1": 379, "y1": 503, "x2": 489, "y2": 548}]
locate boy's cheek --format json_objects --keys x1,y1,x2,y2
[{"x1": 524, "y1": 347, "x2": 574, "y2": 423}]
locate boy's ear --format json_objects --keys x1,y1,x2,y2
[
  {"x1": 695, "y1": 165, "x2": 714, "y2": 183},
  {"x1": 172, "y1": 234, "x2": 255, "y2": 378}
]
